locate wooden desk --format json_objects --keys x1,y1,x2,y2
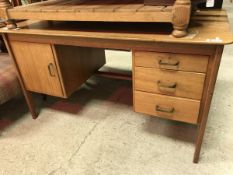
[{"x1": 1, "y1": 10, "x2": 232, "y2": 163}]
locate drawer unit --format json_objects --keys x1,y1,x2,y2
[
  {"x1": 134, "y1": 51, "x2": 209, "y2": 73},
  {"x1": 134, "y1": 67, "x2": 206, "y2": 100},
  {"x1": 133, "y1": 50, "x2": 209, "y2": 124},
  {"x1": 134, "y1": 91, "x2": 200, "y2": 124}
]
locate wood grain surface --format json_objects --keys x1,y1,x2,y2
[
  {"x1": 134, "y1": 67, "x2": 206, "y2": 100},
  {"x1": 134, "y1": 51, "x2": 209, "y2": 73},
  {"x1": 134, "y1": 90, "x2": 200, "y2": 124}
]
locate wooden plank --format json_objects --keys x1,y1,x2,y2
[
  {"x1": 137, "y1": 5, "x2": 165, "y2": 12},
  {"x1": 74, "y1": 0, "x2": 115, "y2": 12},
  {"x1": 94, "y1": 4, "x2": 124, "y2": 12},
  {"x1": 12, "y1": 0, "x2": 66, "y2": 11},
  {"x1": 58, "y1": 0, "x2": 95, "y2": 12},
  {"x1": 94, "y1": 0, "x2": 133, "y2": 12},
  {"x1": 41, "y1": 0, "x2": 82, "y2": 12},
  {"x1": 8, "y1": 10, "x2": 172, "y2": 22},
  {"x1": 116, "y1": 4, "x2": 144, "y2": 12},
  {"x1": 7, "y1": 34, "x2": 216, "y2": 55},
  {"x1": 27, "y1": 0, "x2": 68, "y2": 12}
]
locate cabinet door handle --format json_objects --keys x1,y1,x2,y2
[
  {"x1": 157, "y1": 81, "x2": 177, "y2": 89},
  {"x1": 48, "y1": 63, "x2": 56, "y2": 77},
  {"x1": 158, "y1": 60, "x2": 180, "y2": 70},
  {"x1": 156, "y1": 105, "x2": 175, "y2": 114}
]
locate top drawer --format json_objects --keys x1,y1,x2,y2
[{"x1": 134, "y1": 51, "x2": 209, "y2": 73}]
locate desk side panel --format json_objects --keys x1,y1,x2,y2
[{"x1": 53, "y1": 45, "x2": 106, "y2": 97}]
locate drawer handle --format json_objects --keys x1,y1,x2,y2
[
  {"x1": 156, "y1": 105, "x2": 175, "y2": 114},
  {"x1": 158, "y1": 60, "x2": 180, "y2": 70},
  {"x1": 48, "y1": 63, "x2": 56, "y2": 77},
  {"x1": 157, "y1": 81, "x2": 177, "y2": 89}
]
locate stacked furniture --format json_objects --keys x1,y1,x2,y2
[{"x1": 0, "y1": 0, "x2": 206, "y2": 37}]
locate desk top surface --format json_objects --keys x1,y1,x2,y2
[{"x1": 1, "y1": 10, "x2": 233, "y2": 45}]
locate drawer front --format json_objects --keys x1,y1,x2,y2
[
  {"x1": 134, "y1": 51, "x2": 209, "y2": 73},
  {"x1": 134, "y1": 91, "x2": 200, "y2": 124},
  {"x1": 134, "y1": 67, "x2": 205, "y2": 100}
]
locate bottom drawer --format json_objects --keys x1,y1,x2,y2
[{"x1": 134, "y1": 91, "x2": 200, "y2": 124}]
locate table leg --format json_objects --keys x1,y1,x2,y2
[
  {"x1": 193, "y1": 46, "x2": 224, "y2": 163},
  {"x1": 2, "y1": 34, "x2": 38, "y2": 119}
]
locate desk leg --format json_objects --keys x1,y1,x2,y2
[
  {"x1": 2, "y1": 34, "x2": 38, "y2": 119},
  {"x1": 193, "y1": 46, "x2": 223, "y2": 163}
]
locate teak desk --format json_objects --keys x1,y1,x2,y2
[{"x1": 1, "y1": 10, "x2": 233, "y2": 163}]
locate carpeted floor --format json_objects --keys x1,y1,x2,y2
[{"x1": 0, "y1": 2, "x2": 233, "y2": 175}]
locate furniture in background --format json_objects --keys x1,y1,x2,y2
[
  {"x1": 0, "y1": 0, "x2": 207, "y2": 37},
  {"x1": 198, "y1": 0, "x2": 223, "y2": 8},
  {"x1": 145, "y1": 0, "x2": 224, "y2": 8},
  {"x1": 11, "y1": 0, "x2": 44, "y2": 6},
  {"x1": 1, "y1": 10, "x2": 232, "y2": 163},
  {"x1": 0, "y1": 53, "x2": 21, "y2": 105}
]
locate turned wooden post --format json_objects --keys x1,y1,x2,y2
[
  {"x1": 172, "y1": 0, "x2": 191, "y2": 38},
  {"x1": 0, "y1": 0, "x2": 17, "y2": 29}
]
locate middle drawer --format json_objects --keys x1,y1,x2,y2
[{"x1": 134, "y1": 67, "x2": 206, "y2": 100}]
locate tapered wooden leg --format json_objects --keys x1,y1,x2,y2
[
  {"x1": 2, "y1": 34, "x2": 38, "y2": 119},
  {"x1": 193, "y1": 46, "x2": 224, "y2": 163},
  {"x1": 20, "y1": 89, "x2": 38, "y2": 119},
  {"x1": 172, "y1": 0, "x2": 191, "y2": 38}
]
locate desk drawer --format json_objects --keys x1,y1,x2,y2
[
  {"x1": 134, "y1": 51, "x2": 208, "y2": 73},
  {"x1": 134, "y1": 67, "x2": 205, "y2": 100},
  {"x1": 134, "y1": 91, "x2": 200, "y2": 124}
]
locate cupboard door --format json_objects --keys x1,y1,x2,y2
[{"x1": 11, "y1": 41, "x2": 63, "y2": 97}]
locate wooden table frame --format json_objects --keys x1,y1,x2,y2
[{"x1": 0, "y1": 0, "x2": 193, "y2": 37}]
